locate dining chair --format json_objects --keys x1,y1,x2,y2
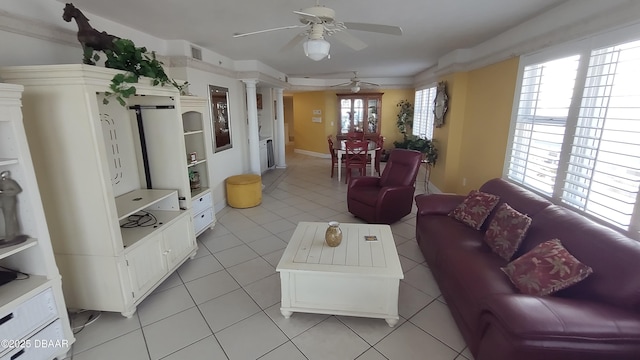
[
  {"x1": 375, "y1": 135, "x2": 385, "y2": 175},
  {"x1": 327, "y1": 136, "x2": 339, "y2": 178},
  {"x1": 344, "y1": 139, "x2": 368, "y2": 183},
  {"x1": 346, "y1": 131, "x2": 365, "y2": 141}
]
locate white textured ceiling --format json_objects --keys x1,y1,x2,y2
[{"x1": 58, "y1": 0, "x2": 568, "y2": 79}]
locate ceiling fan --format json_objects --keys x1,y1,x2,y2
[
  {"x1": 331, "y1": 72, "x2": 379, "y2": 93},
  {"x1": 233, "y1": 2, "x2": 403, "y2": 61}
]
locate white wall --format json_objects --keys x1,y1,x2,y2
[{"x1": 0, "y1": 1, "x2": 250, "y2": 213}]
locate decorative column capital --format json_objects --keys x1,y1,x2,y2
[{"x1": 242, "y1": 79, "x2": 259, "y2": 88}]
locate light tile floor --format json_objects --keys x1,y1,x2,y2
[{"x1": 64, "y1": 151, "x2": 474, "y2": 360}]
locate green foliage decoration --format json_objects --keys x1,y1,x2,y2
[
  {"x1": 396, "y1": 99, "x2": 414, "y2": 142},
  {"x1": 88, "y1": 39, "x2": 189, "y2": 106},
  {"x1": 393, "y1": 99, "x2": 438, "y2": 165},
  {"x1": 393, "y1": 135, "x2": 438, "y2": 166}
]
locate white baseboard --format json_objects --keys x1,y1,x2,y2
[
  {"x1": 428, "y1": 182, "x2": 442, "y2": 193},
  {"x1": 293, "y1": 149, "x2": 330, "y2": 159}
]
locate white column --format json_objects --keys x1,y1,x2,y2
[
  {"x1": 274, "y1": 88, "x2": 287, "y2": 168},
  {"x1": 243, "y1": 79, "x2": 261, "y2": 175}
]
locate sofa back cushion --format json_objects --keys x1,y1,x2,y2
[
  {"x1": 524, "y1": 205, "x2": 640, "y2": 311},
  {"x1": 479, "y1": 179, "x2": 553, "y2": 231}
]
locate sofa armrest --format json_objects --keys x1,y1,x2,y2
[
  {"x1": 479, "y1": 294, "x2": 640, "y2": 341},
  {"x1": 415, "y1": 193, "x2": 466, "y2": 216},
  {"x1": 348, "y1": 176, "x2": 380, "y2": 189}
]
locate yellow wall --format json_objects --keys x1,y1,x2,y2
[
  {"x1": 292, "y1": 88, "x2": 415, "y2": 154},
  {"x1": 377, "y1": 88, "x2": 416, "y2": 147},
  {"x1": 292, "y1": 91, "x2": 332, "y2": 154},
  {"x1": 430, "y1": 57, "x2": 519, "y2": 194},
  {"x1": 284, "y1": 96, "x2": 293, "y2": 141},
  {"x1": 430, "y1": 72, "x2": 469, "y2": 193},
  {"x1": 291, "y1": 60, "x2": 518, "y2": 188}
]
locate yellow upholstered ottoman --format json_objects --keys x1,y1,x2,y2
[{"x1": 226, "y1": 174, "x2": 262, "y2": 208}]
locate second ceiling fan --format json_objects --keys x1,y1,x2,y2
[
  {"x1": 233, "y1": 3, "x2": 403, "y2": 61},
  {"x1": 331, "y1": 72, "x2": 380, "y2": 93}
]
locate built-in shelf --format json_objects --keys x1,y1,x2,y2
[
  {"x1": 0, "y1": 81, "x2": 74, "y2": 356},
  {"x1": 0, "y1": 158, "x2": 18, "y2": 166},
  {"x1": 0, "y1": 237, "x2": 37, "y2": 261},
  {"x1": 181, "y1": 95, "x2": 216, "y2": 237},
  {"x1": 184, "y1": 130, "x2": 204, "y2": 136},
  {"x1": 190, "y1": 186, "x2": 210, "y2": 199},
  {"x1": 115, "y1": 189, "x2": 177, "y2": 221},
  {"x1": 0, "y1": 275, "x2": 49, "y2": 312},
  {"x1": 187, "y1": 159, "x2": 207, "y2": 168}
]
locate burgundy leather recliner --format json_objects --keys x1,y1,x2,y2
[{"x1": 347, "y1": 149, "x2": 422, "y2": 224}]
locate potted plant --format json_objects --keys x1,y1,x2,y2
[
  {"x1": 393, "y1": 99, "x2": 438, "y2": 165},
  {"x1": 395, "y1": 99, "x2": 414, "y2": 143}
]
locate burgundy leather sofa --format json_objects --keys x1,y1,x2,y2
[
  {"x1": 415, "y1": 178, "x2": 640, "y2": 360},
  {"x1": 347, "y1": 149, "x2": 422, "y2": 224}
]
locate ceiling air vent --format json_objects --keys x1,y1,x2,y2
[{"x1": 190, "y1": 46, "x2": 202, "y2": 61}]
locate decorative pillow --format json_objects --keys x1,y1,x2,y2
[
  {"x1": 501, "y1": 239, "x2": 593, "y2": 296},
  {"x1": 449, "y1": 190, "x2": 500, "y2": 230},
  {"x1": 484, "y1": 203, "x2": 532, "y2": 260}
]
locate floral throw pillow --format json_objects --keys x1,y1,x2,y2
[
  {"x1": 501, "y1": 239, "x2": 593, "y2": 296},
  {"x1": 484, "y1": 203, "x2": 532, "y2": 260},
  {"x1": 449, "y1": 190, "x2": 500, "y2": 230}
]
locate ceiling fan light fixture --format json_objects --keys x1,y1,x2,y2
[
  {"x1": 351, "y1": 85, "x2": 361, "y2": 93},
  {"x1": 303, "y1": 38, "x2": 330, "y2": 61}
]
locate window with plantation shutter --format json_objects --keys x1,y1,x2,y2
[
  {"x1": 506, "y1": 33, "x2": 640, "y2": 237},
  {"x1": 507, "y1": 55, "x2": 580, "y2": 196},
  {"x1": 413, "y1": 86, "x2": 436, "y2": 139},
  {"x1": 561, "y1": 40, "x2": 640, "y2": 230}
]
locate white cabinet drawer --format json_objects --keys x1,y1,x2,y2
[
  {"x1": 194, "y1": 208, "x2": 214, "y2": 235},
  {"x1": 1, "y1": 319, "x2": 67, "y2": 360},
  {"x1": 0, "y1": 288, "x2": 57, "y2": 348},
  {"x1": 192, "y1": 192, "x2": 212, "y2": 215}
]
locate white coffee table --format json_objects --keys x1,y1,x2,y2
[{"x1": 276, "y1": 222, "x2": 404, "y2": 327}]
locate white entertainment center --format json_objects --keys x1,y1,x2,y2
[
  {"x1": 0, "y1": 83, "x2": 74, "y2": 359},
  {"x1": 0, "y1": 64, "x2": 208, "y2": 318}
]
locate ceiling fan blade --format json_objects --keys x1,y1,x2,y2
[
  {"x1": 360, "y1": 81, "x2": 380, "y2": 87},
  {"x1": 331, "y1": 30, "x2": 367, "y2": 51},
  {"x1": 233, "y1": 25, "x2": 305, "y2": 38},
  {"x1": 293, "y1": 10, "x2": 322, "y2": 24},
  {"x1": 343, "y1": 22, "x2": 403, "y2": 36},
  {"x1": 330, "y1": 81, "x2": 353, "y2": 87},
  {"x1": 281, "y1": 32, "x2": 308, "y2": 51}
]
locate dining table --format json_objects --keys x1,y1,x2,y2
[{"x1": 336, "y1": 140, "x2": 379, "y2": 182}]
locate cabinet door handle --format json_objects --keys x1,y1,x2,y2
[
  {"x1": 200, "y1": 214, "x2": 205, "y2": 218},
  {"x1": 199, "y1": 198, "x2": 203, "y2": 202},
  {"x1": 11, "y1": 349, "x2": 25, "y2": 359},
  {"x1": 0, "y1": 313, "x2": 14, "y2": 325}
]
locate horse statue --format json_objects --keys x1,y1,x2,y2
[{"x1": 63, "y1": 3, "x2": 120, "y2": 64}]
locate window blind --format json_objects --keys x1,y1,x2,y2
[
  {"x1": 413, "y1": 86, "x2": 436, "y2": 139},
  {"x1": 507, "y1": 55, "x2": 581, "y2": 196},
  {"x1": 561, "y1": 40, "x2": 640, "y2": 229}
]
